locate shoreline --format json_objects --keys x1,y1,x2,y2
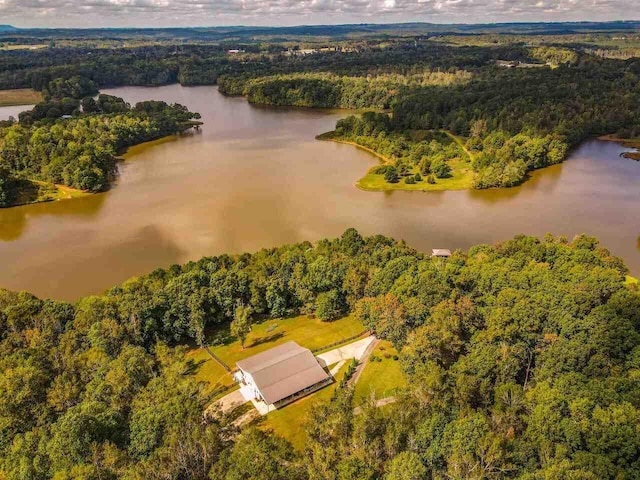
[
  {"x1": 1, "y1": 179, "x2": 90, "y2": 209},
  {"x1": 317, "y1": 132, "x2": 474, "y2": 192},
  {"x1": 2, "y1": 127, "x2": 199, "y2": 209},
  {"x1": 598, "y1": 134, "x2": 640, "y2": 160},
  {"x1": 319, "y1": 130, "x2": 640, "y2": 193}
]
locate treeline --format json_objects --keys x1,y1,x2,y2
[
  {"x1": 330, "y1": 55, "x2": 640, "y2": 188},
  {"x1": 0, "y1": 230, "x2": 638, "y2": 478},
  {"x1": 0, "y1": 95, "x2": 199, "y2": 205},
  {"x1": 0, "y1": 41, "x2": 547, "y2": 93},
  {"x1": 218, "y1": 70, "x2": 472, "y2": 109}
]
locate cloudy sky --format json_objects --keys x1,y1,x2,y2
[{"x1": 0, "y1": 0, "x2": 636, "y2": 28}]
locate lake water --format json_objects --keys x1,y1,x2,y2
[{"x1": 1, "y1": 84, "x2": 638, "y2": 301}]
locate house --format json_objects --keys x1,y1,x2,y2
[
  {"x1": 432, "y1": 249, "x2": 452, "y2": 258},
  {"x1": 234, "y1": 341, "x2": 332, "y2": 411}
]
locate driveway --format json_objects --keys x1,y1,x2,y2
[
  {"x1": 213, "y1": 389, "x2": 247, "y2": 413},
  {"x1": 316, "y1": 335, "x2": 376, "y2": 366}
]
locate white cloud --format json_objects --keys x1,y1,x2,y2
[{"x1": 0, "y1": 0, "x2": 635, "y2": 27}]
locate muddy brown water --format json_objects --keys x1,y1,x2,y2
[{"x1": 0, "y1": 84, "x2": 638, "y2": 301}]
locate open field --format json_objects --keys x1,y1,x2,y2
[
  {"x1": 186, "y1": 314, "x2": 366, "y2": 392},
  {"x1": 354, "y1": 341, "x2": 407, "y2": 403},
  {"x1": 0, "y1": 88, "x2": 43, "y2": 107},
  {"x1": 0, "y1": 44, "x2": 48, "y2": 51},
  {"x1": 209, "y1": 313, "x2": 365, "y2": 366},
  {"x1": 185, "y1": 348, "x2": 235, "y2": 394},
  {"x1": 258, "y1": 362, "x2": 349, "y2": 450},
  {"x1": 356, "y1": 155, "x2": 474, "y2": 192}
]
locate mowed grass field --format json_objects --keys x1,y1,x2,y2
[
  {"x1": 0, "y1": 88, "x2": 43, "y2": 107},
  {"x1": 186, "y1": 314, "x2": 366, "y2": 393},
  {"x1": 209, "y1": 313, "x2": 365, "y2": 366},
  {"x1": 354, "y1": 129, "x2": 475, "y2": 192},
  {"x1": 357, "y1": 155, "x2": 474, "y2": 192},
  {"x1": 258, "y1": 362, "x2": 349, "y2": 450},
  {"x1": 354, "y1": 341, "x2": 407, "y2": 403}
]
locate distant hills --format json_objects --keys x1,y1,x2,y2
[{"x1": 0, "y1": 21, "x2": 638, "y2": 41}]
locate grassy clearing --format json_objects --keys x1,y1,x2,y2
[
  {"x1": 259, "y1": 363, "x2": 349, "y2": 450},
  {"x1": 354, "y1": 341, "x2": 407, "y2": 403},
  {"x1": 0, "y1": 44, "x2": 47, "y2": 51},
  {"x1": 357, "y1": 155, "x2": 474, "y2": 192},
  {"x1": 186, "y1": 314, "x2": 365, "y2": 392},
  {"x1": 625, "y1": 275, "x2": 638, "y2": 286},
  {"x1": 2, "y1": 178, "x2": 89, "y2": 208},
  {"x1": 184, "y1": 348, "x2": 235, "y2": 394},
  {"x1": 0, "y1": 88, "x2": 43, "y2": 107},
  {"x1": 209, "y1": 313, "x2": 365, "y2": 367},
  {"x1": 323, "y1": 129, "x2": 476, "y2": 192}
]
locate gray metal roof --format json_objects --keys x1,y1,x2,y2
[
  {"x1": 432, "y1": 249, "x2": 452, "y2": 257},
  {"x1": 236, "y1": 341, "x2": 330, "y2": 405}
]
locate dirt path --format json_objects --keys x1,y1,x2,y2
[{"x1": 442, "y1": 130, "x2": 473, "y2": 161}]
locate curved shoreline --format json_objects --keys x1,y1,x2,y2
[
  {"x1": 317, "y1": 132, "x2": 474, "y2": 192},
  {"x1": 599, "y1": 134, "x2": 640, "y2": 160},
  {"x1": 319, "y1": 130, "x2": 640, "y2": 193}
]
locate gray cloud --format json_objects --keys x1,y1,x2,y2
[{"x1": 0, "y1": 0, "x2": 636, "y2": 28}]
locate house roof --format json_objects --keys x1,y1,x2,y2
[
  {"x1": 236, "y1": 341, "x2": 331, "y2": 405},
  {"x1": 432, "y1": 249, "x2": 452, "y2": 257}
]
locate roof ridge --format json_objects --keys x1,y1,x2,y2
[{"x1": 250, "y1": 349, "x2": 309, "y2": 374}]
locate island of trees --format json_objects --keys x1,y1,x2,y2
[
  {"x1": 0, "y1": 77, "x2": 200, "y2": 207},
  {"x1": 2, "y1": 25, "x2": 640, "y2": 193},
  {"x1": 1, "y1": 229, "x2": 639, "y2": 479}
]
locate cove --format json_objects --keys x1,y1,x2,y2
[{"x1": 0, "y1": 84, "x2": 638, "y2": 301}]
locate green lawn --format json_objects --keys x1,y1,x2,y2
[
  {"x1": 186, "y1": 314, "x2": 365, "y2": 392},
  {"x1": 209, "y1": 313, "x2": 365, "y2": 367},
  {"x1": 356, "y1": 155, "x2": 474, "y2": 192},
  {"x1": 184, "y1": 348, "x2": 235, "y2": 394},
  {"x1": 259, "y1": 363, "x2": 349, "y2": 450},
  {"x1": 0, "y1": 88, "x2": 43, "y2": 107},
  {"x1": 347, "y1": 129, "x2": 476, "y2": 192},
  {"x1": 354, "y1": 341, "x2": 407, "y2": 403}
]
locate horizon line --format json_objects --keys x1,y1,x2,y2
[{"x1": 2, "y1": 19, "x2": 640, "y2": 31}]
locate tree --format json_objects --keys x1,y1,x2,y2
[
  {"x1": 385, "y1": 452, "x2": 427, "y2": 480},
  {"x1": 384, "y1": 166, "x2": 399, "y2": 183},
  {"x1": 231, "y1": 305, "x2": 253, "y2": 349},
  {"x1": 315, "y1": 289, "x2": 344, "y2": 322},
  {"x1": 216, "y1": 428, "x2": 303, "y2": 480},
  {"x1": 431, "y1": 160, "x2": 452, "y2": 179}
]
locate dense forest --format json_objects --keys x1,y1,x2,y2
[
  {"x1": 1, "y1": 229, "x2": 639, "y2": 479},
  {"x1": 327, "y1": 54, "x2": 640, "y2": 189},
  {"x1": 0, "y1": 91, "x2": 199, "y2": 207}
]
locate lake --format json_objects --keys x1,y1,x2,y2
[{"x1": 1, "y1": 84, "x2": 638, "y2": 301}]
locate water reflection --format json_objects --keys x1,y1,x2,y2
[
  {"x1": 0, "y1": 85, "x2": 638, "y2": 301},
  {"x1": 0, "y1": 193, "x2": 107, "y2": 241}
]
